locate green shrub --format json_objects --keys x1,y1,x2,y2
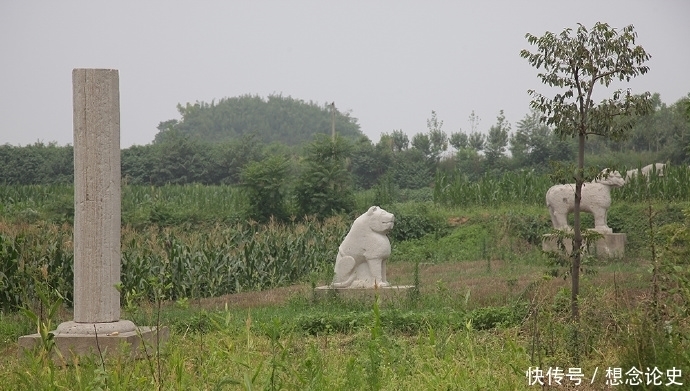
[
  {"x1": 296, "y1": 309, "x2": 467, "y2": 335},
  {"x1": 504, "y1": 212, "x2": 551, "y2": 246},
  {"x1": 468, "y1": 304, "x2": 526, "y2": 330},
  {"x1": 390, "y1": 214, "x2": 439, "y2": 242},
  {"x1": 388, "y1": 203, "x2": 446, "y2": 243}
]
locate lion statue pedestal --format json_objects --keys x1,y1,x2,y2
[{"x1": 315, "y1": 206, "x2": 413, "y2": 299}]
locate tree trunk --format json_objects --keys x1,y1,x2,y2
[{"x1": 572, "y1": 132, "x2": 586, "y2": 321}]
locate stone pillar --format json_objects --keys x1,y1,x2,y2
[
  {"x1": 72, "y1": 68, "x2": 122, "y2": 323},
  {"x1": 52, "y1": 69, "x2": 135, "y2": 335},
  {"x1": 19, "y1": 69, "x2": 166, "y2": 360}
]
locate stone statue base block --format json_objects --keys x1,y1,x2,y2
[
  {"x1": 314, "y1": 285, "x2": 415, "y2": 305},
  {"x1": 542, "y1": 233, "x2": 626, "y2": 258},
  {"x1": 18, "y1": 322, "x2": 169, "y2": 364}
]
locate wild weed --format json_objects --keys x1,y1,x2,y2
[{"x1": 366, "y1": 292, "x2": 384, "y2": 391}]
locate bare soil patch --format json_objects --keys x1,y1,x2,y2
[{"x1": 186, "y1": 258, "x2": 645, "y2": 311}]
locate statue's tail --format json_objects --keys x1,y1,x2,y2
[{"x1": 332, "y1": 253, "x2": 356, "y2": 288}]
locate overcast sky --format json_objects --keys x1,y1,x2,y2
[{"x1": 1, "y1": 1, "x2": 688, "y2": 148}]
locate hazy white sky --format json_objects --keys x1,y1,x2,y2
[{"x1": 1, "y1": 1, "x2": 688, "y2": 148}]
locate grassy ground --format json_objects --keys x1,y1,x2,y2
[
  {"x1": 0, "y1": 201, "x2": 688, "y2": 390},
  {"x1": 0, "y1": 254, "x2": 675, "y2": 390}
]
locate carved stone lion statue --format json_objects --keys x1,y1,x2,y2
[
  {"x1": 331, "y1": 206, "x2": 395, "y2": 289},
  {"x1": 546, "y1": 170, "x2": 625, "y2": 234}
]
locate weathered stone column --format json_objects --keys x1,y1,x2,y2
[
  {"x1": 73, "y1": 68, "x2": 122, "y2": 323},
  {"x1": 52, "y1": 69, "x2": 135, "y2": 335},
  {"x1": 19, "y1": 69, "x2": 166, "y2": 360}
]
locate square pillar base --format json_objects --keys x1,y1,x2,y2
[
  {"x1": 314, "y1": 285, "x2": 415, "y2": 305},
  {"x1": 18, "y1": 325, "x2": 168, "y2": 364},
  {"x1": 542, "y1": 233, "x2": 626, "y2": 258}
]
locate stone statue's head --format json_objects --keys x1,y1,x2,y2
[
  {"x1": 597, "y1": 169, "x2": 625, "y2": 188},
  {"x1": 363, "y1": 206, "x2": 395, "y2": 233}
]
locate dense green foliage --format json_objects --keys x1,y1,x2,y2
[
  {"x1": 0, "y1": 142, "x2": 73, "y2": 185},
  {"x1": 120, "y1": 219, "x2": 347, "y2": 301},
  {"x1": 154, "y1": 94, "x2": 363, "y2": 146},
  {"x1": 434, "y1": 164, "x2": 690, "y2": 208},
  {"x1": 1, "y1": 26, "x2": 689, "y2": 391}
]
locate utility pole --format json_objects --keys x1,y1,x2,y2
[{"x1": 330, "y1": 102, "x2": 336, "y2": 141}]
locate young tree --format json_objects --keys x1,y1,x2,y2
[
  {"x1": 411, "y1": 133, "x2": 432, "y2": 157},
  {"x1": 240, "y1": 155, "x2": 290, "y2": 222},
  {"x1": 510, "y1": 110, "x2": 563, "y2": 170},
  {"x1": 485, "y1": 110, "x2": 511, "y2": 168},
  {"x1": 390, "y1": 148, "x2": 432, "y2": 189},
  {"x1": 411, "y1": 111, "x2": 449, "y2": 163},
  {"x1": 468, "y1": 110, "x2": 481, "y2": 133},
  {"x1": 449, "y1": 131, "x2": 469, "y2": 150},
  {"x1": 426, "y1": 110, "x2": 449, "y2": 160},
  {"x1": 468, "y1": 132, "x2": 485, "y2": 152},
  {"x1": 295, "y1": 135, "x2": 355, "y2": 218},
  {"x1": 390, "y1": 129, "x2": 410, "y2": 152},
  {"x1": 521, "y1": 22, "x2": 652, "y2": 319},
  {"x1": 150, "y1": 130, "x2": 211, "y2": 185},
  {"x1": 350, "y1": 135, "x2": 389, "y2": 189}
]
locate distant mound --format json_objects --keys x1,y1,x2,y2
[{"x1": 154, "y1": 94, "x2": 363, "y2": 146}]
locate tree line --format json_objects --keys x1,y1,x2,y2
[{"x1": 0, "y1": 93, "x2": 687, "y2": 213}]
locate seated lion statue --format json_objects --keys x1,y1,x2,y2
[
  {"x1": 331, "y1": 206, "x2": 395, "y2": 289},
  {"x1": 546, "y1": 169, "x2": 625, "y2": 234}
]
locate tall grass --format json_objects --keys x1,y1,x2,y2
[
  {"x1": 2, "y1": 178, "x2": 689, "y2": 389},
  {"x1": 1, "y1": 292, "x2": 533, "y2": 390}
]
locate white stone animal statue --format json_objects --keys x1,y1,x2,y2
[
  {"x1": 332, "y1": 206, "x2": 395, "y2": 289},
  {"x1": 625, "y1": 163, "x2": 665, "y2": 181},
  {"x1": 546, "y1": 170, "x2": 625, "y2": 234}
]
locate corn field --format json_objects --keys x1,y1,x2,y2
[
  {"x1": 615, "y1": 163, "x2": 690, "y2": 202},
  {"x1": 0, "y1": 184, "x2": 250, "y2": 226},
  {"x1": 434, "y1": 164, "x2": 690, "y2": 207},
  {"x1": 0, "y1": 218, "x2": 347, "y2": 311},
  {"x1": 433, "y1": 170, "x2": 553, "y2": 207},
  {"x1": 119, "y1": 218, "x2": 346, "y2": 301},
  {"x1": 0, "y1": 224, "x2": 73, "y2": 312}
]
